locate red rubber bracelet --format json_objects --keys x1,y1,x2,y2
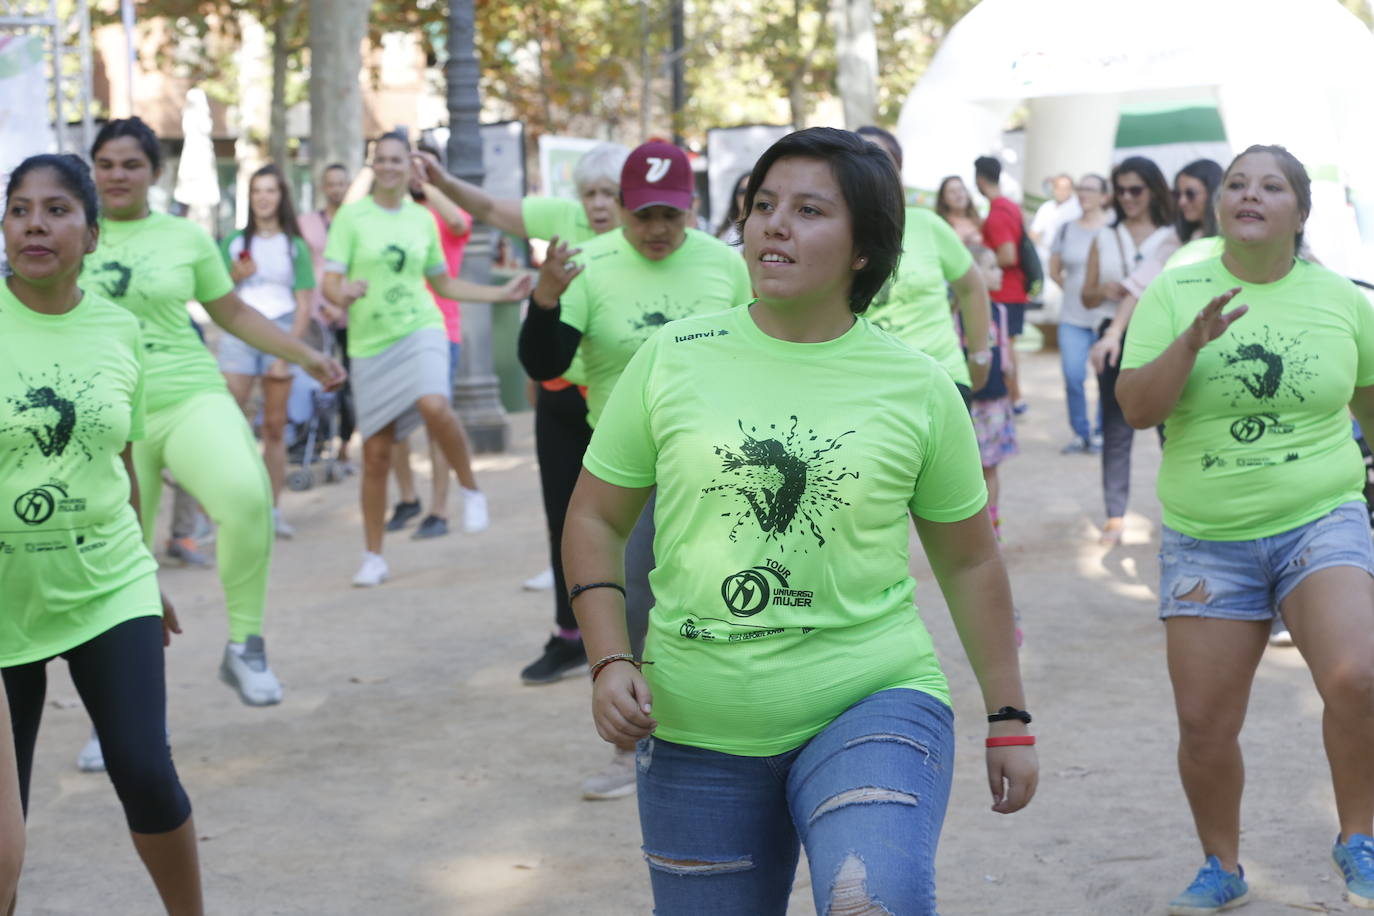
[{"x1": 985, "y1": 736, "x2": 1036, "y2": 747}]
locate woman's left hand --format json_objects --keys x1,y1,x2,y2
[
  {"x1": 1103, "y1": 281, "x2": 1129, "y2": 301},
  {"x1": 986, "y1": 745, "x2": 1038, "y2": 814},
  {"x1": 301, "y1": 349, "x2": 348, "y2": 391},
  {"x1": 161, "y1": 592, "x2": 182, "y2": 647}
]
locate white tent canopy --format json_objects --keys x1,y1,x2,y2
[{"x1": 896, "y1": 0, "x2": 1374, "y2": 279}]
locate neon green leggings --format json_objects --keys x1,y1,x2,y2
[{"x1": 133, "y1": 391, "x2": 273, "y2": 643}]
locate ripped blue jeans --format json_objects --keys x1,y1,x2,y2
[{"x1": 636, "y1": 688, "x2": 954, "y2": 915}]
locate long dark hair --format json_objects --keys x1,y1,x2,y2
[
  {"x1": 716, "y1": 171, "x2": 750, "y2": 238},
  {"x1": 1110, "y1": 156, "x2": 1173, "y2": 229},
  {"x1": 742, "y1": 127, "x2": 904, "y2": 314},
  {"x1": 243, "y1": 164, "x2": 303, "y2": 257},
  {"x1": 936, "y1": 175, "x2": 980, "y2": 227},
  {"x1": 1174, "y1": 159, "x2": 1223, "y2": 242}
]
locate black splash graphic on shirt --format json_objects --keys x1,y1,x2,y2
[
  {"x1": 382, "y1": 244, "x2": 408, "y2": 274},
  {"x1": 0, "y1": 365, "x2": 111, "y2": 467},
  {"x1": 701, "y1": 416, "x2": 858, "y2": 550},
  {"x1": 1206, "y1": 326, "x2": 1316, "y2": 407},
  {"x1": 620, "y1": 295, "x2": 689, "y2": 344},
  {"x1": 91, "y1": 261, "x2": 133, "y2": 298}
]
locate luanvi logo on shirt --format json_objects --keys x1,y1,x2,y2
[
  {"x1": 702, "y1": 416, "x2": 858, "y2": 549},
  {"x1": 382, "y1": 244, "x2": 408, "y2": 274},
  {"x1": 1, "y1": 367, "x2": 112, "y2": 468},
  {"x1": 673, "y1": 329, "x2": 729, "y2": 343},
  {"x1": 1207, "y1": 326, "x2": 1316, "y2": 407}
]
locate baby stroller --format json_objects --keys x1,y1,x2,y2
[{"x1": 285, "y1": 320, "x2": 344, "y2": 491}]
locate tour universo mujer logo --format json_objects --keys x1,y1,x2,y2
[
  {"x1": 14, "y1": 481, "x2": 66, "y2": 526},
  {"x1": 720, "y1": 559, "x2": 814, "y2": 617}
]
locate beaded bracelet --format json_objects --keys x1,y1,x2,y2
[
  {"x1": 985, "y1": 735, "x2": 1036, "y2": 748},
  {"x1": 589, "y1": 653, "x2": 653, "y2": 682}
]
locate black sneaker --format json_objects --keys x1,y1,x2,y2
[
  {"x1": 385, "y1": 500, "x2": 421, "y2": 531},
  {"x1": 520, "y1": 635, "x2": 588, "y2": 685},
  {"x1": 411, "y1": 514, "x2": 450, "y2": 539}
]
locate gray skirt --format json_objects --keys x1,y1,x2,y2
[{"x1": 352, "y1": 326, "x2": 450, "y2": 440}]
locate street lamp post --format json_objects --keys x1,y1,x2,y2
[{"x1": 445, "y1": 0, "x2": 508, "y2": 452}]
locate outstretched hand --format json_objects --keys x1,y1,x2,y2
[
  {"x1": 411, "y1": 150, "x2": 443, "y2": 186},
  {"x1": 302, "y1": 350, "x2": 348, "y2": 391},
  {"x1": 532, "y1": 236, "x2": 584, "y2": 309},
  {"x1": 1184, "y1": 287, "x2": 1248, "y2": 353},
  {"x1": 1090, "y1": 333, "x2": 1121, "y2": 374}
]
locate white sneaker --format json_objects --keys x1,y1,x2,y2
[
  {"x1": 1269, "y1": 625, "x2": 1295, "y2": 647},
  {"x1": 462, "y1": 488, "x2": 489, "y2": 533},
  {"x1": 219, "y1": 636, "x2": 283, "y2": 706},
  {"x1": 352, "y1": 551, "x2": 388, "y2": 587},
  {"x1": 522, "y1": 567, "x2": 555, "y2": 591},
  {"x1": 76, "y1": 728, "x2": 105, "y2": 773},
  {"x1": 273, "y1": 507, "x2": 295, "y2": 540},
  {"x1": 581, "y1": 746, "x2": 637, "y2": 800}
]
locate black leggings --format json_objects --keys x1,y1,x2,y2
[
  {"x1": 3, "y1": 615, "x2": 192, "y2": 834},
  {"x1": 534, "y1": 384, "x2": 594, "y2": 630}
]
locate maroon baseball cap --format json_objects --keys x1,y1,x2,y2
[{"x1": 620, "y1": 140, "x2": 693, "y2": 212}]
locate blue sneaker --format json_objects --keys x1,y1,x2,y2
[
  {"x1": 1333, "y1": 833, "x2": 1374, "y2": 909},
  {"x1": 1168, "y1": 856, "x2": 1249, "y2": 915}
]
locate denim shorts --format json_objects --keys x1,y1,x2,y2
[
  {"x1": 635, "y1": 687, "x2": 954, "y2": 916},
  {"x1": 1158, "y1": 500, "x2": 1374, "y2": 621},
  {"x1": 218, "y1": 313, "x2": 297, "y2": 376}
]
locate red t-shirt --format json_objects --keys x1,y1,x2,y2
[
  {"x1": 426, "y1": 206, "x2": 473, "y2": 344},
  {"x1": 981, "y1": 196, "x2": 1026, "y2": 304}
]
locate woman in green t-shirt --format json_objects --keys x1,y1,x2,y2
[
  {"x1": 1118, "y1": 145, "x2": 1374, "y2": 914},
  {"x1": 3, "y1": 154, "x2": 202, "y2": 914},
  {"x1": 562, "y1": 128, "x2": 1037, "y2": 914},
  {"x1": 322, "y1": 132, "x2": 529, "y2": 588},
  {"x1": 84, "y1": 118, "x2": 345, "y2": 712}
]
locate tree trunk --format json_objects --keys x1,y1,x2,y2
[
  {"x1": 832, "y1": 0, "x2": 877, "y2": 129},
  {"x1": 308, "y1": 0, "x2": 369, "y2": 183},
  {"x1": 268, "y1": 1, "x2": 303, "y2": 168}
]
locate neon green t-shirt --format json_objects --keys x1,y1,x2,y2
[
  {"x1": 0, "y1": 283, "x2": 160, "y2": 667},
  {"x1": 522, "y1": 196, "x2": 593, "y2": 245},
  {"x1": 867, "y1": 207, "x2": 975, "y2": 387},
  {"x1": 81, "y1": 212, "x2": 235, "y2": 414},
  {"x1": 522, "y1": 197, "x2": 599, "y2": 386},
  {"x1": 323, "y1": 197, "x2": 446, "y2": 359},
  {"x1": 585, "y1": 306, "x2": 987, "y2": 756},
  {"x1": 561, "y1": 228, "x2": 752, "y2": 427},
  {"x1": 1163, "y1": 236, "x2": 1224, "y2": 271},
  {"x1": 1122, "y1": 256, "x2": 1374, "y2": 540}
]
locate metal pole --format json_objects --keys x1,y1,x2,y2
[
  {"x1": 446, "y1": 0, "x2": 509, "y2": 452},
  {"x1": 670, "y1": 0, "x2": 684, "y2": 146},
  {"x1": 48, "y1": 0, "x2": 64, "y2": 151},
  {"x1": 77, "y1": 0, "x2": 92, "y2": 152}
]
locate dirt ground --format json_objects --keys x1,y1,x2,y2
[{"x1": 14, "y1": 345, "x2": 1364, "y2": 915}]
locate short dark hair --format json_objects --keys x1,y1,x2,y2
[
  {"x1": 855, "y1": 125, "x2": 903, "y2": 170},
  {"x1": 974, "y1": 156, "x2": 1001, "y2": 185},
  {"x1": 742, "y1": 127, "x2": 904, "y2": 314},
  {"x1": 1174, "y1": 158, "x2": 1223, "y2": 242},
  {"x1": 92, "y1": 116, "x2": 162, "y2": 172},
  {"x1": 376, "y1": 130, "x2": 411, "y2": 153},
  {"x1": 5, "y1": 153, "x2": 99, "y2": 229},
  {"x1": 323, "y1": 162, "x2": 348, "y2": 176},
  {"x1": 1111, "y1": 156, "x2": 1174, "y2": 229},
  {"x1": 1223, "y1": 144, "x2": 1311, "y2": 252}
]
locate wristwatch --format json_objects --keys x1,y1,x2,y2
[
  {"x1": 969, "y1": 349, "x2": 992, "y2": 367},
  {"x1": 987, "y1": 706, "x2": 1032, "y2": 724}
]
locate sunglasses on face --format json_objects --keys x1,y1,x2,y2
[
  {"x1": 1173, "y1": 188, "x2": 1202, "y2": 202},
  {"x1": 1116, "y1": 185, "x2": 1147, "y2": 198}
]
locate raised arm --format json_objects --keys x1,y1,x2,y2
[
  {"x1": 413, "y1": 151, "x2": 527, "y2": 238},
  {"x1": 203, "y1": 292, "x2": 346, "y2": 390},
  {"x1": 1115, "y1": 287, "x2": 1247, "y2": 429},
  {"x1": 421, "y1": 182, "x2": 471, "y2": 237}
]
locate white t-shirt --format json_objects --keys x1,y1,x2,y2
[
  {"x1": 222, "y1": 231, "x2": 311, "y2": 320},
  {"x1": 1052, "y1": 220, "x2": 1106, "y2": 328},
  {"x1": 1093, "y1": 223, "x2": 1178, "y2": 317}
]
